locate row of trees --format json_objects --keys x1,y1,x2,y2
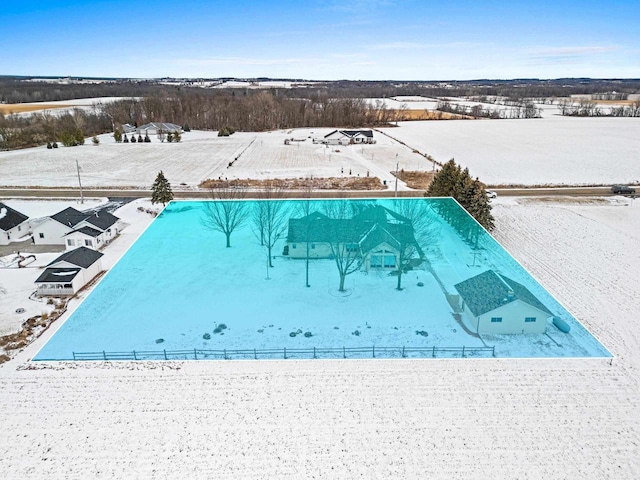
[
  {"x1": 437, "y1": 100, "x2": 541, "y2": 119},
  {"x1": 426, "y1": 159, "x2": 495, "y2": 244},
  {"x1": 557, "y1": 99, "x2": 640, "y2": 117}
]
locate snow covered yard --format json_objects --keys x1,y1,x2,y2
[
  {"x1": 0, "y1": 197, "x2": 638, "y2": 478},
  {"x1": 0, "y1": 129, "x2": 430, "y2": 190},
  {"x1": 380, "y1": 116, "x2": 640, "y2": 186}
]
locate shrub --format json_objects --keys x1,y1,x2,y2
[
  {"x1": 92, "y1": 136, "x2": 99, "y2": 145},
  {"x1": 155, "y1": 338, "x2": 164, "y2": 344},
  {"x1": 46, "y1": 141, "x2": 52, "y2": 149},
  {"x1": 52, "y1": 142, "x2": 58, "y2": 148},
  {"x1": 123, "y1": 134, "x2": 129, "y2": 143},
  {"x1": 183, "y1": 123, "x2": 191, "y2": 132},
  {"x1": 203, "y1": 333, "x2": 211, "y2": 340},
  {"x1": 213, "y1": 323, "x2": 227, "y2": 334},
  {"x1": 304, "y1": 331, "x2": 313, "y2": 338},
  {"x1": 144, "y1": 134, "x2": 151, "y2": 143},
  {"x1": 130, "y1": 135, "x2": 137, "y2": 143},
  {"x1": 352, "y1": 330, "x2": 360, "y2": 336},
  {"x1": 415, "y1": 330, "x2": 429, "y2": 337},
  {"x1": 167, "y1": 132, "x2": 174, "y2": 143},
  {"x1": 289, "y1": 332, "x2": 297, "y2": 337},
  {"x1": 138, "y1": 134, "x2": 143, "y2": 142}
]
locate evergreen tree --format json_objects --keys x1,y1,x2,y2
[
  {"x1": 426, "y1": 159, "x2": 494, "y2": 231},
  {"x1": 144, "y1": 134, "x2": 151, "y2": 143},
  {"x1": 114, "y1": 128, "x2": 122, "y2": 143},
  {"x1": 52, "y1": 141, "x2": 58, "y2": 148},
  {"x1": 92, "y1": 135, "x2": 100, "y2": 145},
  {"x1": 130, "y1": 134, "x2": 137, "y2": 143},
  {"x1": 46, "y1": 141, "x2": 52, "y2": 149},
  {"x1": 123, "y1": 134, "x2": 129, "y2": 143},
  {"x1": 167, "y1": 131, "x2": 174, "y2": 143},
  {"x1": 182, "y1": 123, "x2": 191, "y2": 132},
  {"x1": 151, "y1": 170, "x2": 174, "y2": 206},
  {"x1": 173, "y1": 131, "x2": 181, "y2": 142},
  {"x1": 138, "y1": 134, "x2": 143, "y2": 142}
]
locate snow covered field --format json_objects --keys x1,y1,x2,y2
[
  {"x1": 0, "y1": 196, "x2": 638, "y2": 478},
  {"x1": 380, "y1": 116, "x2": 640, "y2": 186},
  {"x1": 0, "y1": 129, "x2": 431, "y2": 189}
]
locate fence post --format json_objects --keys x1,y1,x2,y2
[
  {"x1": 164, "y1": 349, "x2": 168, "y2": 360},
  {"x1": 103, "y1": 350, "x2": 107, "y2": 361},
  {"x1": 194, "y1": 348, "x2": 198, "y2": 360},
  {"x1": 313, "y1": 347, "x2": 317, "y2": 359},
  {"x1": 343, "y1": 346, "x2": 346, "y2": 359},
  {"x1": 492, "y1": 345, "x2": 495, "y2": 357},
  {"x1": 133, "y1": 350, "x2": 138, "y2": 361},
  {"x1": 72, "y1": 352, "x2": 76, "y2": 360},
  {"x1": 432, "y1": 346, "x2": 435, "y2": 358},
  {"x1": 462, "y1": 346, "x2": 465, "y2": 358},
  {"x1": 372, "y1": 346, "x2": 375, "y2": 358},
  {"x1": 254, "y1": 348, "x2": 257, "y2": 360},
  {"x1": 284, "y1": 347, "x2": 287, "y2": 359},
  {"x1": 402, "y1": 346, "x2": 406, "y2": 358},
  {"x1": 224, "y1": 349, "x2": 227, "y2": 360}
]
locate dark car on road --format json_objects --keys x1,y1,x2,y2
[{"x1": 611, "y1": 185, "x2": 636, "y2": 195}]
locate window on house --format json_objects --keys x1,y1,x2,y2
[
  {"x1": 67, "y1": 239, "x2": 75, "y2": 246},
  {"x1": 370, "y1": 255, "x2": 382, "y2": 268},
  {"x1": 311, "y1": 244, "x2": 316, "y2": 249},
  {"x1": 525, "y1": 317, "x2": 536, "y2": 323},
  {"x1": 39, "y1": 233, "x2": 44, "y2": 239},
  {"x1": 85, "y1": 239, "x2": 92, "y2": 246},
  {"x1": 491, "y1": 317, "x2": 503, "y2": 323},
  {"x1": 346, "y1": 243, "x2": 358, "y2": 253},
  {"x1": 291, "y1": 244, "x2": 296, "y2": 249},
  {"x1": 97, "y1": 238, "x2": 101, "y2": 244}
]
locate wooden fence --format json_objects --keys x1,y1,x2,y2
[{"x1": 68, "y1": 345, "x2": 496, "y2": 361}]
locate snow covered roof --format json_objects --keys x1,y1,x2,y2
[
  {"x1": 324, "y1": 129, "x2": 374, "y2": 139},
  {"x1": 0, "y1": 202, "x2": 29, "y2": 231},
  {"x1": 454, "y1": 270, "x2": 553, "y2": 317},
  {"x1": 35, "y1": 267, "x2": 81, "y2": 283},
  {"x1": 138, "y1": 122, "x2": 182, "y2": 133},
  {"x1": 47, "y1": 246, "x2": 103, "y2": 269}
]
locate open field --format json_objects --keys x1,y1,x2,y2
[
  {"x1": 0, "y1": 103, "x2": 75, "y2": 114},
  {"x1": 380, "y1": 116, "x2": 640, "y2": 186},
  {"x1": 0, "y1": 97, "x2": 133, "y2": 117},
  {"x1": 0, "y1": 196, "x2": 638, "y2": 478},
  {"x1": 0, "y1": 129, "x2": 433, "y2": 189}
]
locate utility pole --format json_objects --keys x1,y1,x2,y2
[{"x1": 75, "y1": 159, "x2": 84, "y2": 204}]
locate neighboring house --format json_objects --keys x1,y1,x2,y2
[
  {"x1": 454, "y1": 270, "x2": 553, "y2": 335},
  {"x1": 31, "y1": 207, "x2": 121, "y2": 247},
  {"x1": 137, "y1": 122, "x2": 182, "y2": 135},
  {"x1": 285, "y1": 206, "x2": 423, "y2": 271},
  {"x1": 317, "y1": 130, "x2": 375, "y2": 145},
  {"x1": 120, "y1": 123, "x2": 136, "y2": 134},
  {"x1": 0, "y1": 203, "x2": 29, "y2": 245},
  {"x1": 34, "y1": 246, "x2": 104, "y2": 296}
]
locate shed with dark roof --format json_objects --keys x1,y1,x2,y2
[
  {"x1": 0, "y1": 202, "x2": 29, "y2": 245},
  {"x1": 454, "y1": 270, "x2": 552, "y2": 335}
]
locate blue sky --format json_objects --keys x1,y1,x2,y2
[{"x1": 1, "y1": 0, "x2": 638, "y2": 80}]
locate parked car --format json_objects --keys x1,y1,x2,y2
[
  {"x1": 486, "y1": 190, "x2": 497, "y2": 199},
  {"x1": 611, "y1": 185, "x2": 636, "y2": 194}
]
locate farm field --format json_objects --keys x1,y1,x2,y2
[
  {"x1": 0, "y1": 129, "x2": 432, "y2": 189},
  {"x1": 0, "y1": 196, "x2": 638, "y2": 478},
  {"x1": 380, "y1": 116, "x2": 640, "y2": 186},
  {"x1": 0, "y1": 96, "x2": 132, "y2": 116}
]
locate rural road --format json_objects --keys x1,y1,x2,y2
[{"x1": 0, "y1": 186, "x2": 631, "y2": 199}]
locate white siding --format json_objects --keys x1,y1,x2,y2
[
  {"x1": 473, "y1": 300, "x2": 549, "y2": 334},
  {"x1": 32, "y1": 219, "x2": 72, "y2": 245}
]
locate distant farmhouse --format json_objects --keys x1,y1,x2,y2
[
  {"x1": 315, "y1": 130, "x2": 375, "y2": 146},
  {"x1": 137, "y1": 122, "x2": 182, "y2": 135},
  {"x1": 34, "y1": 246, "x2": 104, "y2": 297},
  {"x1": 0, "y1": 203, "x2": 29, "y2": 245},
  {"x1": 454, "y1": 270, "x2": 553, "y2": 335},
  {"x1": 31, "y1": 207, "x2": 121, "y2": 248},
  {"x1": 285, "y1": 205, "x2": 422, "y2": 271}
]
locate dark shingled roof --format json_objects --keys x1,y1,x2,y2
[
  {"x1": 47, "y1": 246, "x2": 103, "y2": 269},
  {"x1": 50, "y1": 207, "x2": 118, "y2": 230},
  {"x1": 35, "y1": 267, "x2": 81, "y2": 284},
  {"x1": 454, "y1": 270, "x2": 552, "y2": 317},
  {"x1": 0, "y1": 203, "x2": 29, "y2": 232},
  {"x1": 323, "y1": 129, "x2": 374, "y2": 139},
  {"x1": 64, "y1": 226, "x2": 103, "y2": 238},
  {"x1": 287, "y1": 206, "x2": 421, "y2": 255}
]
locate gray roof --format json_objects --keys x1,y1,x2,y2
[
  {"x1": 0, "y1": 203, "x2": 28, "y2": 231},
  {"x1": 64, "y1": 226, "x2": 103, "y2": 238},
  {"x1": 138, "y1": 122, "x2": 182, "y2": 132},
  {"x1": 35, "y1": 267, "x2": 81, "y2": 284},
  {"x1": 47, "y1": 246, "x2": 103, "y2": 269},
  {"x1": 287, "y1": 206, "x2": 420, "y2": 255},
  {"x1": 50, "y1": 207, "x2": 118, "y2": 230},
  {"x1": 454, "y1": 270, "x2": 552, "y2": 317},
  {"x1": 323, "y1": 129, "x2": 374, "y2": 139}
]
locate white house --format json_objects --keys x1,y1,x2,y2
[
  {"x1": 34, "y1": 246, "x2": 104, "y2": 296},
  {"x1": 284, "y1": 206, "x2": 423, "y2": 272},
  {"x1": 454, "y1": 270, "x2": 553, "y2": 335},
  {"x1": 0, "y1": 203, "x2": 29, "y2": 246},
  {"x1": 137, "y1": 122, "x2": 182, "y2": 135},
  {"x1": 31, "y1": 207, "x2": 121, "y2": 248},
  {"x1": 317, "y1": 130, "x2": 375, "y2": 145}
]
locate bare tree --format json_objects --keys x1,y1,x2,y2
[
  {"x1": 294, "y1": 176, "x2": 314, "y2": 287},
  {"x1": 252, "y1": 183, "x2": 289, "y2": 268},
  {"x1": 322, "y1": 200, "x2": 363, "y2": 292},
  {"x1": 202, "y1": 185, "x2": 249, "y2": 248},
  {"x1": 391, "y1": 199, "x2": 439, "y2": 290}
]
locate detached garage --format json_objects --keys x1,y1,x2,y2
[{"x1": 454, "y1": 270, "x2": 553, "y2": 335}]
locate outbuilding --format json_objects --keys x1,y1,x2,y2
[
  {"x1": 35, "y1": 246, "x2": 104, "y2": 296},
  {"x1": 454, "y1": 270, "x2": 553, "y2": 334},
  {"x1": 0, "y1": 202, "x2": 29, "y2": 245}
]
